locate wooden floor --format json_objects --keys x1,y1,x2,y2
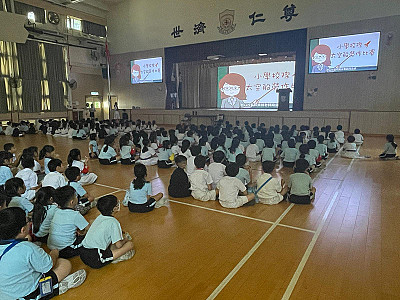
[{"x1": 2, "y1": 133, "x2": 400, "y2": 299}]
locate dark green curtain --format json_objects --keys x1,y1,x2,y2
[
  {"x1": 0, "y1": 79, "x2": 7, "y2": 113},
  {"x1": 17, "y1": 40, "x2": 43, "y2": 113},
  {"x1": 45, "y1": 43, "x2": 67, "y2": 111}
]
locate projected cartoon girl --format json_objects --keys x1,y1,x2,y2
[
  {"x1": 311, "y1": 44, "x2": 332, "y2": 73},
  {"x1": 131, "y1": 64, "x2": 141, "y2": 83},
  {"x1": 219, "y1": 73, "x2": 247, "y2": 109}
]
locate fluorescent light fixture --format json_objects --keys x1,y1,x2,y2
[
  {"x1": 27, "y1": 12, "x2": 35, "y2": 23},
  {"x1": 258, "y1": 53, "x2": 268, "y2": 56},
  {"x1": 90, "y1": 91, "x2": 99, "y2": 95}
]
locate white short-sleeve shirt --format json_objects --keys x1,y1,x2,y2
[
  {"x1": 189, "y1": 169, "x2": 213, "y2": 192},
  {"x1": 208, "y1": 162, "x2": 226, "y2": 185},
  {"x1": 217, "y1": 176, "x2": 246, "y2": 203},
  {"x1": 42, "y1": 171, "x2": 66, "y2": 189}
]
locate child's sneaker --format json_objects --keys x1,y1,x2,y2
[
  {"x1": 155, "y1": 197, "x2": 169, "y2": 208},
  {"x1": 90, "y1": 199, "x2": 98, "y2": 209},
  {"x1": 112, "y1": 249, "x2": 135, "y2": 264},
  {"x1": 123, "y1": 232, "x2": 132, "y2": 241},
  {"x1": 59, "y1": 269, "x2": 86, "y2": 295}
]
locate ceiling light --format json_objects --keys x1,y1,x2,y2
[{"x1": 258, "y1": 53, "x2": 268, "y2": 56}]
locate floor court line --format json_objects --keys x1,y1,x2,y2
[
  {"x1": 281, "y1": 154, "x2": 354, "y2": 300},
  {"x1": 94, "y1": 182, "x2": 126, "y2": 191},
  {"x1": 206, "y1": 203, "x2": 295, "y2": 300}
]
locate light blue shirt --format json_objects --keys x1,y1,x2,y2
[
  {"x1": 77, "y1": 129, "x2": 86, "y2": 138},
  {"x1": 44, "y1": 157, "x2": 51, "y2": 174},
  {"x1": 158, "y1": 148, "x2": 172, "y2": 161},
  {"x1": 256, "y1": 139, "x2": 265, "y2": 152},
  {"x1": 99, "y1": 145, "x2": 117, "y2": 160},
  {"x1": 281, "y1": 148, "x2": 299, "y2": 163},
  {"x1": 0, "y1": 165, "x2": 13, "y2": 185},
  {"x1": 89, "y1": 140, "x2": 98, "y2": 154},
  {"x1": 227, "y1": 148, "x2": 243, "y2": 163},
  {"x1": 236, "y1": 168, "x2": 250, "y2": 185},
  {"x1": 34, "y1": 205, "x2": 58, "y2": 238},
  {"x1": 129, "y1": 182, "x2": 151, "y2": 205},
  {"x1": 120, "y1": 145, "x2": 132, "y2": 159},
  {"x1": 224, "y1": 138, "x2": 233, "y2": 149},
  {"x1": 262, "y1": 148, "x2": 276, "y2": 162},
  {"x1": 201, "y1": 146, "x2": 208, "y2": 157},
  {"x1": 316, "y1": 143, "x2": 328, "y2": 156},
  {"x1": 0, "y1": 241, "x2": 53, "y2": 299},
  {"x1": 82, "y1": 215, "x2": 123, "y2": 251},
  {"x1": 69, "y1": 181, "x2": 86, "y2": 198},
  {"x1": 48, "y1": 209, "x2": 89, "y2": 250},
  {"x1": 215, "y1": 146, "x2": 228, "y2": 157},
  {"x1": 8, "y1": 196, "x2": 33, "y2": 215}
]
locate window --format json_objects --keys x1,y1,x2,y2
[
  {"x1": 27, "y1": 11, "x2": 35, "y2": 22},
  {"x1": 66, "y1": 16, "x2": 82, "y2": 31}
]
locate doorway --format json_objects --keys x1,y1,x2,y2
[{"x1": 85, "y1": 96, "x2": 103, "y2": 120}]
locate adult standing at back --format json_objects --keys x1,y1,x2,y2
[
  {"x1": 89, "y1": 104, "x2": 96, "y2": 119},
  {"x1": 113, "y1": 102, "x2": 120, "y2": 120}
]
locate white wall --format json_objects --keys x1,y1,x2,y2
[
  {"x1": 107, "y1": 0, "x2": 400, "y2": 54},
  {"x1": 304, "y1": 15, "x2": 400, "y2": 111}
]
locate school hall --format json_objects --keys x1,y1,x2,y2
[{"x1": 0, "y1": 0, "x2": 400, "y2": 299}]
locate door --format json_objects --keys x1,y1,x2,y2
[{"x1": 85, "y1": 96, "x2": 103, "y2": 120}]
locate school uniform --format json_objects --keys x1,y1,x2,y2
[
  {"x1": 217, "y1": 176, "x2": 248, "y2": 208},
  {"x1": 137, "y1": 149, "x2": 157, "y2": 166},
  {"x1": 273, "y1": 133, "x2": 283, "y2": 145},
  {"x1": 33, "y1": 160, "x2": 42, "y2": 173},
  {"x1": 48, "y1": 208, "x2": 89, "y2": 258},
  {"x1": 81, "y1": 214, "x2": 123, "y2": 269},
  {"x1": 120, "y1": 145, "x2": 135, "y2": 165},
  {"x1": 335, "y1": 130, "x2": 345, "y2": 144},
  {"x1": 185, "y1": 156, "x2": 196, "y2": 177},
  {"x1": 227, "y1": 148, "x2": 243, "y2": 163},
  {"x1": 256, "y1": 139, "x2": 265, "y2": 152},
  {"x1": 157, "y1": 148, "x2": 172, "y2": 168},
  {"x1": 189, "y1": 169, "x2": 216, "y2": 201},
  {"x1": 179, "y1": 149, "x2": 192, "y2": 159},
  {"x1": 256, "y1": 173, "x2": 283, "y2": 205},
  {"x1": 281, "y1": 147, "x2": 299, "y2": 168},
  {"x1": 42, "y1": 171, "x2": 66, "y2": 189},
  {"x1": 224, "y1": 138, "x2": 233, "y2": 150},
  {"x1": 0, "y1": 240, "x2": 60, "y2": 299},
  {"x1": 236, "y1": 167, "x2": 251, "y2": 185},
  {"x1": 208, "y1": 162, "x2": 226, "y2": 189},
  {"x1": 128, "y1": 182, "x2": 156, "y2": 213},
  {"x1": 99, "y1": 145, "x2": 118, "y2": 165},
  {"x1": 327, "y1": 140, "x2": 339, "y2": 153},
  {"x1": 353, "y1": 134, "x2": 364, "y2": 146},
  {"x1": 262, "y1": 148, "x2": 276, "y2": 162},
  {"x1": 288, "y1": 173, "x2": 313, "y2": 204},
  {"x1": 309, "y1": 148, "x2": 321, "y2": 165},
  {"x1": 201, "y1": 145, "x2": 209, "y2": 157},
  {"x1": 281, "y1": 140, "x2": 289, "y2": 151},
  {"x1": 168, "y1": 167, "x2": 191, "y2": 198},
  {"x1": 246, "y1": 144, "x2": 261, "y2": 162},
  {"x1": 215, "y1": 146, "x2": 228, "y2": 158},
  {"x1": 380, "y1": 142, "x2": 397, "y2": 159},
  {"x1": 341, "y1": 142, "x2": 361, "y2": 158},
  {"x1": 315, "y1": 143, "x2": 328, "y2": 159},
  {"x1": 0, "y1": 165, "x2": 13, "y2": 186},
  {"x1": 171, "y1": 145, "x2": 180, "y2": 155},
  {"x1": 295, "y1": 153, "x2": 316, "y2": 167},
  {"x1": 34, "y1": 204, "x2": 58, "y2": 239},
  {"x1": 89, "y1": 140, "x2": 99, "y2": 158},
  {"x1": 44, "y1": 157, "x2": 52, "y2": 174},
  {"x1": 8, "y1": 196, "x2": 34, "y2": 215},
  {"x1": 16, "y1": 168, "x2": 38, "y2": 201}
]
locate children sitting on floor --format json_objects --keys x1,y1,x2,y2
[
  {"x1": 4, "y1": 177, "x2": 33, "y2": 215},
  {"x1": 32, "y1": 186, "x2": 57, "y2": 243},
  {"x1": 217, "y1": 163, "x2": 255, "y2": 208},
  {"x1": 353, "y1": 129, "x2": 364, "y2": 146},
  {"x1": 379, "y1": 134, "x2": 398, "y2": 160},
  {"x1": 208, "y1": 151, "x2": 226, "y2": 189},
  {"x1": 65, "y1": 167, "x2": 95, "y2": 215},
  {"x1": 42, "y1": 159, "x2": 67, "y2": 189},
  {"x1": 99, "y1": 135, "x2": 118, "y2": 165},
  {"x1": 16, "y1": 156, "x2": 40, "y2": 201},
  {"x1": 67, "y1": 149, "x2": 97, "y2": 185}
]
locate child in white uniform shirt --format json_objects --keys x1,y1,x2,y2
[
  {"x1": 16, "y1": 157, "x2": 40, "y2": 201},
  {"x1": 0, "y1": 151, "x2": 13, "y2": 187},
  {"x1": 217, "y1": 163, "x2": 255, "y2": 208},
  {"x1": 42, "y1": 159, "x2": 67, "y2": 189},
  {"x1": 353, "y1": 129, "x2": 364, "y2": 146},
  {"x1": 186, "y1": 146, "x2": 201, "y2": 177},
  {"x1": 208, "y1": 151, "x2": 226, "y2": 189},
  {"x1": 256, "y1": 161, "x2": 287, "y2": 205},
  {"x1": 246, "y1": 137, "x2": 261, "y2": 162},
  {"x1": 288, "y1": 159, "x2": 316, "y2": 204},
  {"x1": 335, "y1": 125, "x2": 345, "y2": 145},
  {"x1": 189, "y1": 156, "x2": 218, "y2": 201},
  {"x1": 48, "y1": 186, "x2": 89, "y2": 259},
  {"x1": 137, "y1": 139, "x2": 158, "y2": 166},
  {"x1": 80, "y1": 195, "x2": 135, "y2": 269},
  {"x1": 68, "y1": 149, "x2": 98, "y2": 185},
  {"x1": 88, "y1": 133, "x2": 99, "y2": 158},
  {"x1": 379, "y1": 134, "x2": 398, "y2": 159}
]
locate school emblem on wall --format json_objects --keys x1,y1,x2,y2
[{"x1": 218, "y1": 9, "x2": 236, "y2": 35}]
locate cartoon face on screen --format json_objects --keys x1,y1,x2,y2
[
  {"x1": 131, "y1": 64, "x2": 141, "y2": 83},
  {"x1": 311, "y1": 44, "x2": 331, "y2": 73},
  {"x1": 219, "y1": 73, "x2": 246, "y2": 109}
]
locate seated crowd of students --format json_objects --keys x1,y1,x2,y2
[{"x1": 0, "y1": 117, "x2": 398, "y2": 299}]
